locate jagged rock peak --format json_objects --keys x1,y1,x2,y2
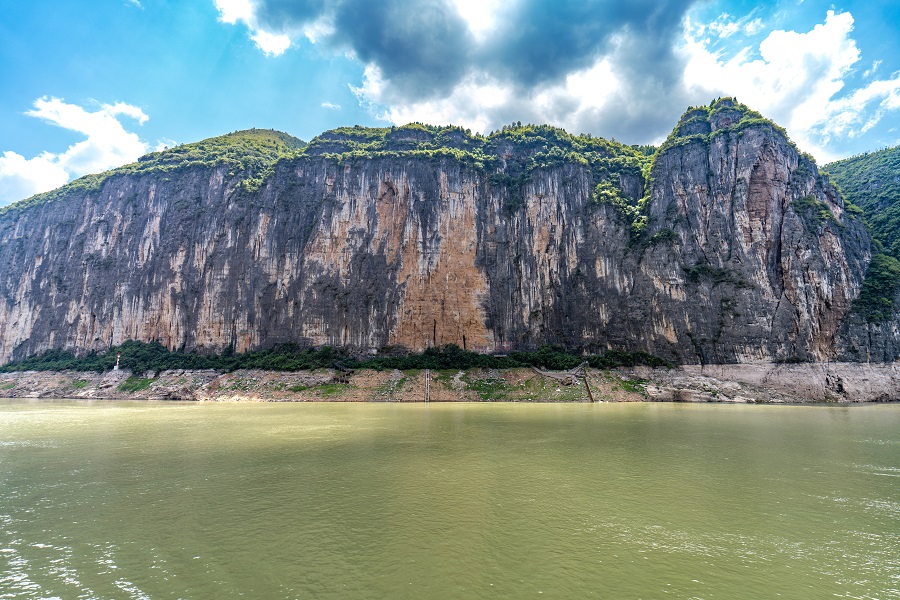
[{"x1": 665, "y1": 97, "x2": 793, "y2": 150}]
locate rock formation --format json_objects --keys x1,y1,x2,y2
[{"x1": 0, "y1": 100, "x2": 882, "y2": 364}]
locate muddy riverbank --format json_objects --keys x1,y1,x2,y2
[{"x1": 1, "y1": 362, "x2": 897, "y2": 403}]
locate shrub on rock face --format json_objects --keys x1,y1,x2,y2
[
  {"x1": 0, "y1": 341, "x2": 671, "y2": 374},
  {"x1": 852, "y1": 254, "x2": 900, "y2": 322}
]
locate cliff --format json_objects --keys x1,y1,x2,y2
[
  {"x1": 0, "y1": 100, "x2": 879, "y2": 365},
  {"x1": 826, "y1": 147, "x2": 900, "y2": 361}
]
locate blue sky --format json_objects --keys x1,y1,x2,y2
[{"x1": 1, "y1": 0, "x2": 899, "y2": 205}]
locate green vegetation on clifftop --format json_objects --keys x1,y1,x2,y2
[
  {"x1": 1, "y1": 120, "x2": 654, "y2": 233},
  {"x1": 0, "y1": 129, "x2": 306, "y2": 216},
  {"x1": 851, "y1": 254, "x2": 900, "y2": 322},
  {"x1": 305, "y1": 121, "x2": 652, "y2": 194},
  {"x1": 659, "y1": 97, "x2": 795, "y2": 155}
]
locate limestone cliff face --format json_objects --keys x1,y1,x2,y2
[
  {"x1": 0, "y1": 101, "x2": 874, "y2": 364},
  {"x1": 837, "y1": 291, "x2": 900, "y2": 362},
  {"x1": 631, "y1": 104, "x2": 870, "y2": 363}
]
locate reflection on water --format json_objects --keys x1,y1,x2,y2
[{"x1": 0, "y1": 401, "x2": 898, "y2": 599}]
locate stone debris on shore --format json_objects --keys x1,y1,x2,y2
[
  {"x1": 0, "y1": 367, "x2": 643, "y2": 402},
  {"x1": 0, "y1": 362, "x2": 897, "y2": 403}
]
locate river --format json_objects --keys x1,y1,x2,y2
[{"x1": 1, "y1": 400, "x2": 898, "y2": 599}]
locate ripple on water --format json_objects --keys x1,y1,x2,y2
[{"x1": 1, "y1": 401, "x2": 899, "y2": 599}]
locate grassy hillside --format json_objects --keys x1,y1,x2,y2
[
  {"x1": 133, "y1": 128, "x2": 306, "y2": 175},
  {"x1": 827, "y1": 146, "x2": 900, "y2": 321},
  {"x1": 827, "y1": 146, "x2": 900, "y2": 259},
  {"x1": 0, "y1": 129, "x2": 306, "y2": 216}
]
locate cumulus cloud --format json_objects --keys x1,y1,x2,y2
[
  {"x1": 0, "y1": 152, "x2": 69, "y2": 208},
  {"x1": 218, "y1": 1, "x2": 900, "y2": 158},
  {"x1": 320, "y1": 102, "x2": 341, "y2": 110},
  {"x1": 0, "y1": 97, "x2": 150, "y2": 206},
  {"x1": 250, "y1": 29, "x2": 291, "y2": 56},
  {"x1": 216, "y1": 0, "x2": 698, "y2": 141},
  {"x1": 213, "y1": 0, "x2": 254, "y2": 25},
  {"x1": 683, "y1": 10, "x2": 900, "y2": 161}
]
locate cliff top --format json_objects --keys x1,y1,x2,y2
[
  {"x1": 0, "y1": 128, "x2": 306, "y2": 216},
  {"x1": 305, "y1": 121, "x2": 653, "y2": 159},
  {"x1": 0, "y1": 100, "x2": 812, "y2": 218},
  {"x1": 136, "y1": 128, "x2": 306, "y2": 170},
  {"x1": 302, "y1": 122, "x2": 654, "y2": 186},
  {"x1": 0, "y1": 120, "x2": 654, "y2": 217},
  {"x1": 659, "y1": 97, "x2": 798, "y2": 155}
]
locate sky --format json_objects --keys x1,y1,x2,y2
[{"x1": 1, "y1": 0, "x2": 900, "y2": 205}]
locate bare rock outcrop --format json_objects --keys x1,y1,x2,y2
[{"x1": 0, "y1": 100, "x2": 879, "y2": 365}]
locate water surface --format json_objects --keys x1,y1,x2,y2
[{"x1": 1, "y1": 400, "x2": 898, "y2": 599}]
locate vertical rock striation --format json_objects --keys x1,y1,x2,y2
[
  {"x1": 0, "y1": 101, "x2": 877, "y2": 364},
  {"x1": 630, "y1": 101, "x2": 870, "y2": 363}
]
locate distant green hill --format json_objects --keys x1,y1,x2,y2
[
  {"x1": 134, "y1": 128, "x2": 306, "y2": 174},
  {"x1": 0, "y1": 128, "x2": 307, "y2": 215},
  {"x1": 827, "y1": 147, "x2": 900, "y2": 321},
  {"x1": 827, "y1": 146, "x2": 900, "y2": 259}
]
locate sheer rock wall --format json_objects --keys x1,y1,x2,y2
[{"x1": 0, "y1": 106, "x2": 875, "y2": 364}]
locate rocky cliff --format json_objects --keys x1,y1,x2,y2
[
  {"x1": 826, "y1": 147, "x2": 900, "y2": 362},
  {"x1": 0, "y1": 99, "x2": 878, "y2": 364}
]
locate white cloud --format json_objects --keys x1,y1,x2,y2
[
  {"x1": 682, "y1": 10, "x2": 900, "y2": 162},
  {"x1": 0, "y1": 97, "x2": 151, "y2": 206},
  {"x1": 320, "y1": 102, "x2": 342, "y2": 110},
  {"x1": 744, "y1": 18, "x2": 764, "y2": 36},
  {"x1": 354, "y1": 67, "x2": 515, "y2": 133},
  {"x1": 251, "y1": 30, "x2": 291, "y2": 56},
  {"x1": 708, "y1": 14, "x2": 740, "y2": 38},
  {"x1": 214, "y1": 0, "x2": 294, "y2": 55},
  {"x1": 213, "y1": 0, "x2": 253, "y2": 25},
  {"x1": 452, "y1": 0, "x2": 504, "y2": 41},
  {"x1": 0, "y1": 151, "x2": 69, "y2": 206},
  {"x1": 863, "y1": 60, "x2": 882, "y2": 79},
  {"x1": 301, "y1": 17, "x2": 332, "y2": 44}
]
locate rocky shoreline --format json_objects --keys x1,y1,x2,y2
[{"x1": 1, "y1": 362, "x2": 897, "y2": 403}]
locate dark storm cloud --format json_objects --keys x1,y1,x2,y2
[
  {"x1": 585, "y1": 1, "x2": 703, "y2": 141},
  {"x1": 330, "y1": 0, "x2": 474, "y2": 97},
  {"x1": 253, "y1": 0, "x2": 327, "y2": 26},
  {"x1": 242, "y1": 0, "x2": 703, "y2": 140},
  {"x1": 473, "y1": 0, "x2": 701, "y2": 141},
  {"x1": 251, "y1": 0, "x2": 473, "y2": 96},
  {"x1": 482, "y1": 0, "x2": 694, "y2": 88},
  {"x1": 249, "y1": 0, "x2": 697, "y2": 96}
]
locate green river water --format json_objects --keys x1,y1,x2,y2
[{"x1": 0, "y1": 400, "x2": 898, "y2": 599}]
